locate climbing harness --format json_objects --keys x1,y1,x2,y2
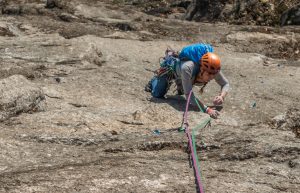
[{"x1": 182, "y1": 90, "x2": 211, "y2": 193}]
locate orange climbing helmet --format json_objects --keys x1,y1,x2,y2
[{"x1": 200, "y1": 52, "x2": 221, "y2": 74}]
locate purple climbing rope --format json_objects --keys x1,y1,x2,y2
[{"x1": 183, "y1": 91, "x2": 205, "y2": 193}]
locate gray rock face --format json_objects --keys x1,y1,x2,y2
[
  {"x1": 271, "y1": 108, "x2": 300, "y2": 138},
  {"x1": 0, "y1": 1, "x2": 299, "y2": 193},
  {"x1": 271, "y1": 114, "x2": 287, "y2": 129},
  {"x1": 0, "y1": 75, "x2": 45, "y2": 121},
  {"x1": 0, "y1": 23, "x2": 14, "y2": 36},
  {"x1": 286, "y1": 108, "x2": 300, "y2": 138}
]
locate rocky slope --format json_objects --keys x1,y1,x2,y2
[
  {"x1": 106, "y1": 0, "x2": 300, "y2": 26},
  {"x1": 0, "y1": 0, "x2": 299, "y2": 192}
]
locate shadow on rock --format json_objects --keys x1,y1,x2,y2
[{"x1": 149, "y1": 95, "x2": 200, "y2": 112}]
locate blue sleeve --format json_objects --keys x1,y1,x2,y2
[{"x1": 179, "y1": 43, "x2": 214, "y2": 64}]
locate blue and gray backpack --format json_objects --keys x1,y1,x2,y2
[{"x1": 179, "y1": 43, "x2": 214, "y2": 77}]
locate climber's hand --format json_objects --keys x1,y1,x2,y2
[{"x1": 206, "y1": 107, "x2": 220, "y2": 119}]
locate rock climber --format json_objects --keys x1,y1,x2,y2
[{"x1": 146, "y1": 43, "x2": 230, "y2": 119}]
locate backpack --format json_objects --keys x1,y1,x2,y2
[
  {"x1": 179, "y1": 43, "x2": 214, "y2": 77},
  {"x1": 157, "y1": 47, "x2": 180, "y2": 77},
  {"x1": 145, "y1": 47, "x2": 180, "y2": 98}
]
